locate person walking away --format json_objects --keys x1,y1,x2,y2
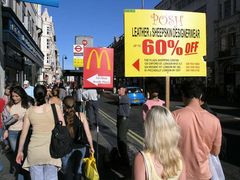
[
  {"x1": 82, "y1": 89, "x2": 99, "y2": 129},
  {"x1": 74, "y1": 85, "x2": 85, "y2": 113},
  {"x1": 23, "y1": 80, "x2": 34, "y2": 98},
  {"x1": 199, "y1": 90, "x2": 227, "y2": 160},
  {"x1": 172, "y1": 79, "x2": 222, "y2": 180},
  {"x1": 3, "y1": 86, "x2": 29, "y2": 180},
  {"x1": 134, "y1": 106, "x2": 185, "y2": 180},
  {"x1": 58, "y1": 82, "x2": 67, "y2": 100},
  {"x1": 116, "y1": 85, "x2": 130, "y2": 166},
  {"x1": 142, "y1": 92, "x2": 165, "y2": 121},
  {"x1": 16, "y1": 85, "x2": 63, "y2": 180},
  {"x1": 62, "y1": 96, "x2": 94, "y2": 180},
  {"x1": 48, "y1": 86, "x2": 63, "y2": 109}
]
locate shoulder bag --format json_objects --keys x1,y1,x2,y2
[{"x1": 50, "y1": 104, "x2": 72, "y2": 158}]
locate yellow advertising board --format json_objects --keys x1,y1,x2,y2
[
  {"x1": 124, "y1": 9, "x2": 206, "y2": 77},
  {"x1": 73, "y1": 57, "x2": 83, "y2": 67}
]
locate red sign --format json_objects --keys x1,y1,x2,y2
[
  {"x1": 82, "y1": 40, "x2": 88, "y2": 46},
  {"x1": 75, "y1": 45, "x2": 82, "y2": 52},
  {"x1": 73, "y1": 45, "x2": 84, "y2": 54},
  {"x1": 83, "y1": 48, "x2": 114, "y2": 88}
]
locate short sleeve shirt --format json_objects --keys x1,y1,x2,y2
[{"x1": 172, "y1": 105, "x2": 222, "y2": 180}]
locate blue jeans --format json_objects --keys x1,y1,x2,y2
[
  {"x1": 8, "y1": 130, "x2": 21, "y2": 152},
  {"x1": 29, "y1": 165, "x2": 57, "y2": 180},
  {"x1": 8, "y1": 130, "x2": 24, "y2": 180},
  {"x1": 62, "y1": 147, "x2": 86, "y2": 175}
]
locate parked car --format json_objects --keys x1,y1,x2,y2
[{"x1": 126, "y1": 86, "x2": 145, "y2": 105}]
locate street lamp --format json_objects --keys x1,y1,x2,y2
[{"x1": 62, "y1": 55, "x2": 67, "y2": 70}]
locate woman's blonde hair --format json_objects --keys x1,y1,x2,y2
[{"x1": 144, "y1": 106, "x2": 182, "y2": 179}]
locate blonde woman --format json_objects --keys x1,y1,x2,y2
[{"x1": 134, "y1": 106, "x2": 185, "y2": 180}]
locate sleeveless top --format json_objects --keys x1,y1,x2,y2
[
  {"x1": 22, "y1": 105, "x2": 61, "y2": 170},
  {"x1": 141, "y1": 151, "x2": 182, "y2": 180}
]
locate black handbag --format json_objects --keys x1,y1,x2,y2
[{"x1": 50, "y1": 104, "x2": 72, "y2": 158}]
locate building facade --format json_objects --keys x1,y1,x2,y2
[
  {"x1": 41, "y1": 8, "x2": 60, "y2": 84},
  {"x1": 2, "y1": 0, "x2": 44, "y2": 86},
  {"x1": 156, "y1": 0, "x2": 240, "y2": 96}
]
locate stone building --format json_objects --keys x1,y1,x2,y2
[
  {"x1": 1, "y1": 0, "x2": 44, "y2": 86},
  {"x1": 41, "y1": 8, "x2": 60, "y2": 84}
]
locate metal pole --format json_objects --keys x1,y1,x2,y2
[
  {"x1": 141, "y1": 0, "x2": 144, "y2": 9},
  {"x1": 165, "y1": 76, "x2": 170, "y2": 109},
  {"x1": 62, "y1": 55, "x2": 64, "y2": 70}
]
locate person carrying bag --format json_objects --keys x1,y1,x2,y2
[
  {"x1": 50, "y1": 104, "x2": 72, "y2": 158},
  {"x1": 61, "y1": 96, "x2": 94, "y2": 180}
]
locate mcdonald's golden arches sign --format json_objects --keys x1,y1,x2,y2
[{"x1": 83, "y1": 48, "x2": 114, "y2": 88}]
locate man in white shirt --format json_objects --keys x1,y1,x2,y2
[
  {"x1": 82, "y1": 89, "x2": 99, "y2": 129},
  {"x1": 23, "y1": 80, "x2": 34, "y2": 98}
]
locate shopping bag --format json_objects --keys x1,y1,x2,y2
[
  {"x1": 209, "y1": 155, "x2": 225, "y2": 180},
  {"x1": 83, "y1": 152, "x2": 99, "y2": 180}
]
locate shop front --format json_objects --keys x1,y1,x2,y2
[{"x1": 2, "y1": 6, "x2": 43, "y2": 86}]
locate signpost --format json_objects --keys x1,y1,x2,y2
[
  {"x1": 124, "y1": 9, "x2": 207, "y2": 108},
  {"x1": 73, "y1": 44, "x2": 84, "y2": 68},
  {"x1": 83, "y1": 48, "x2": 114, "y2": 89}
]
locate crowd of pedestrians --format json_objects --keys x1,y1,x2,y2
[
  {"x1": 0, "y1": 78, "x2": 224, "y2": 180},
  {"x1": 0, "y1": 81, "x2": 96, "y2": 180}
]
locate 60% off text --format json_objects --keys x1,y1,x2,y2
[{"x1": 142, "y1": 39, "x2": 199, "y2": 56}]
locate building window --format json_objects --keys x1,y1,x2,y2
[
  {"x1": 220, "y1": 35, "x2": 228, "y2": 51},
  {"x1": 175, "y1": 1, "x2": 182, "y2": 10},
  {"x1": 28, "y1": 12, "x2": 32, "y2": 34},
  {"x1": 233, "y1": 0, "x2": 236, "y2": 14},
  {"x1": 228, "y1": 33, "x2": 236, "y2": 47},
  {"x1": 47, "y1": 39, "x2": 50, "y2": 49},
  {"x1": 47, "y1": 26, "x2": 50, "y2": 35},
  {"x1": 47, "y1": 54, "x2": 50, "y2": 63},
  {"x1": 224, "y1": 0, "x2": 231, "y2": 18},
  {"x1": 219, "y1": 4, "x2": 222, "y2": 19},
  {"x1": 22, "y1": 4, "x2": 26, "y2": 22},
  {"x1": 31, "y1": 19, "x2": 34, "y2": 36}
]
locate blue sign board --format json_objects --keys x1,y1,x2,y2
[{"x1": 20, "y1": 0, "x2": 59, "y2": 7}]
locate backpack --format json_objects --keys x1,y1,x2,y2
[{"x1": 50, "y1": 104, "x2": 72, "y2": 158}]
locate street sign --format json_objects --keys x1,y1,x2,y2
[
  {"x1": 124, "y1": 9, "x2": 207, "y2": 77},
  {"x1": 73, "y1": 56, "x2": 83, "y2": 67},
  {"x1": 82, "y1": 40, "x2": 88, "y2": 46},
  {"x1": 83, "y1": 48, "x2": 114, "y2": 88},
  {"x1": 73, "y1": 45, "x2": 84, "y2": 54}
]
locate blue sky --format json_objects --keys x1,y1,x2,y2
[{"x1": 45, "y1": 0, "x2": 160, "y2": 70}]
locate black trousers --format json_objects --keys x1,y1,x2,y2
[
  {"x1": 117, "y1": 116, "x2": 129, "y2": 165},
  {"x1": 86, "y1": 100, "x2": 99, "y2": 126}
]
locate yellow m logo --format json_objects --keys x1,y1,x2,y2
[{"x1": 86, "y1": 49, "x2": 111, "y2": 70}]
